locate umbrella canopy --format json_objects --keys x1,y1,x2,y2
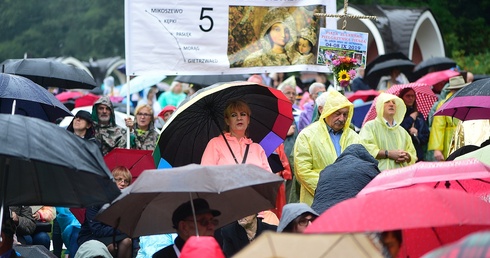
[
  {"x1": 155, "y1": 81, "x2": 293, "y2": 167},
  {"x1": 119, "y1": 74, "x2": 166, "y2": 96},
  {"x1": 365, "y1": 59, "x2": 415, "y2": 89},
  {"x1": 346, "y1": 89, "x2": 380, "y2": 102},
  {"x1": 103, "y1": 148, "x2": 155, "y2": 181},
  {"x1": 55, "y1": 91, "x2": 85, "y2": 102},
  {"x1": 362, "y1": 83, "x2": 438, "y2": 125},
  {"x1": 422, "y1": 231, "x2": 490, "y2": 258},
  {"x1": 58, "y1": 105, "x2": 133, "y2": 129},
  {"x1": 415, "y1": 69, "x2": 461, "y2": 94},
  {"x1": 174, "y1": 74, "x2": 248, "y2": 89},
  {"x1": 0, "y1": 114, "x2": 120, "y2": 207},
  {"x1": 305, "y1": 186, "x2": 490, "y2": 258},
  {"x1": 413, "y1": 57, "x2": 457, "y2": 79},
  {"x1": 1, "y1": 58, "x2": 96, "y2": 89},
  {"x1": 455, "y1": 145, "x2": 490, "y2": 166},
  {"x1": 357, "y1": 158, "x2": 490, "y2": 198},
  {"x1": 0, "y1": 73, "x2": 72, "y2": 122},
  {"x1": 434, "y1": 78, "x2": 490, "y2": 121},
  {"x1": 96, "y1": 163, "x2": 283, "y2": 237},
  {"x1": 234, "y1": 231, "x2": 383, "y2": 258},
  {"x1": 364, "y1": 52, "x2": 410, "y2": 76}
]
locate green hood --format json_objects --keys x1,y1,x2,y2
[{"x1": 91, "y1": 96, "x2": 117, "y2": 126}]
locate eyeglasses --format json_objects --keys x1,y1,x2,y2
[
  {"x1": 114, "y1": 177, "x2": 130, "y2": 185},
  {"x1": 184, "y1": 218, "x2": 219, "y2": 227},
  {"x1": 297, "y1": 216, "x2": 316, "y2": 226},
  {"x1": 137, "y1": 113, "x2": 152, "y2": 117}
]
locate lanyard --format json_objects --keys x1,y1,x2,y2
[{"x1": 173, "y1": 244, "x2": 181, "y2": 257}]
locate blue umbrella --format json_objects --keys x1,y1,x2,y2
[{"x1": 0, "y1": 73, "x2": 72, "y2": 122}]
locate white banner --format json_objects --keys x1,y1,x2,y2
[{"x1": 125, "y1": 0, "x2": 337, "y2": 76}]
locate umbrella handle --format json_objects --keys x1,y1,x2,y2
[
  {"x1": 188, "y1": 192, "x2": 199, "y2": 237},
  {"x1": 11, "y1": 100, "x2": 16, "y2": 115}
]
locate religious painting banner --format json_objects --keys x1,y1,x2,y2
[{"x1": 125, "y1": 0, "x2": 336, "y2": 76}]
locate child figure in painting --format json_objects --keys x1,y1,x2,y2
[{"x1": 291, "y1": 26, "x2": 317, "y2": 65}]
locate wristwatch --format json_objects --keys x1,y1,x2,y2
[{"x1": 385, "y1": 150, "x2": 389, "y2": 159}]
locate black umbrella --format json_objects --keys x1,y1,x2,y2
[
  {"x1": 364, "y1": 52, "x2": 409, "y2": 76},
  {"x1": 155, "y1": 81, "x2": 293, "y2": 167},
  {"x1": 1, "y1": 58, "x2": 96, "y2": 89},
  {"x1": 413, "y1": 57, "x2": 457, "y2": 79},
  {"x1": 364, "y1": 59, "x2": 415, "y2": 89},
  {"x1": 0, "y1": 114, "x2": 120, "y2": 208},
  {"x1": 0, "y1": 73, "x2": 72, "y2": 122},
  {"x1": 174, "y1": 74, "x2": 248, "y2": 89}
]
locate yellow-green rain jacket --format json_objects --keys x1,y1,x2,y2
[
  {"x1": 428, "y1": 92, "x2": 460, "y2": 159},
  {"x1": 359, "y1": 93, "x2": 416, "y2": 171},
  {"x1": 294, "y1": 90, "x2": 360, "y2": 205}
]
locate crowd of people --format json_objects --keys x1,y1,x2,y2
[{"x1": 2, "y1": 67, "x2": 486, "y2": 258}]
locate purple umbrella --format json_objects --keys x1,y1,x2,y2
[{"x1": 434, "y1": 78, "x2": 490, "y2": 121}]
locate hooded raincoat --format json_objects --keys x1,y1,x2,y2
[
  {"x1": 293, "y1": 90, "x2": 360, "y2": 205},
  {"x1": 428, "y1": 92, "x2": 460, "y2": 159},
  {"x1": 359, "y1": 93, "x2": 416, "y2": 171},
  {"x1": 91, "y1": 96, "x2": 127, "y2": 155}
]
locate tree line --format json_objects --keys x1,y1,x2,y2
[{"x1": 0, "y1": 0, "x2": 488, "y2": 74}]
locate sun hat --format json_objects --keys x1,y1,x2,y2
[{"x1": 447, "y1": 75, "x2": 471, "y2": 90}]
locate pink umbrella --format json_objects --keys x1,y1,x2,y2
[
  {"x1": 362, "y1": 83, "x2": 438, "y2": 126},
  {"x1": 305, "y1": 186, "x2": 490, "y2": 258},
  {"x1": 358, "y1": 158, "x2": 490, "y2": 198},
  {"x1": 55, "y1": 91, "x2": 84, "y2": 102},
  {"x1": 416, "y1": 69, "x2": 460, "y2": 93}
]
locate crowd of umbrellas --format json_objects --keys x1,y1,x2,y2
[{"x1": 1, "y1": 56, "x2": 490, "y2": 257}]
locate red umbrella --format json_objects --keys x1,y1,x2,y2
[
  {"x1": 416, "y1": 69, "x2": 460, "y2": 94},
  {"x1": 74, "y1": 93, "x2": 100, "y2": 107},
  {"x1": 362, "y1": 83, "x2": 438, "y2": 126},
  {"x1": 358, "y1": 158, "x2": 490, "y2": 198},
  {"x1": 346, "y1": 89, "x2": 380, "y2": 102},
  {"x1": 305, "y1": 186, "x2": 490, "y2": 258},
  {"x1": 104, "y1": 148, "x2": 156, "y2": 181}
]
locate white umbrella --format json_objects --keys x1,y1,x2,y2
[
  {"x1": 58, "y1": 106, "x2": 134, "y2": 129},
  {"x1": 119, "y1": 74, "x2": 167, "y2": 96}
]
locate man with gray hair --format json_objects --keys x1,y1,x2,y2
[{"x1": 298, "y1": 82, "x2": 326, "y2": 132}]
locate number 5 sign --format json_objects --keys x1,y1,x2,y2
[{"x1": 125, "y1": 0, "x2": 337, "y2": 76}]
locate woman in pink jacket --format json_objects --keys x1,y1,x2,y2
[{"x1": 201, "y1": 100, "x2": 271, "y2": 171}]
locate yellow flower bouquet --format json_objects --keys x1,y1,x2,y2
[{"x1": 331, "y1": 55, "x2": 359, "y2": 87}]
